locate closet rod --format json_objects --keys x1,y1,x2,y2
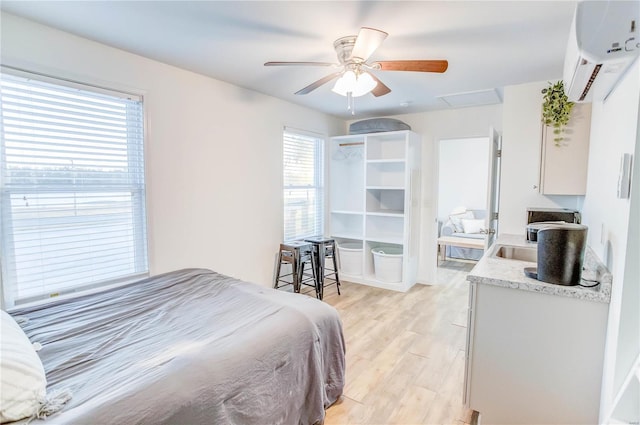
[{"x1": 339, "y1": 142, "x2": 364, "y2": 147}]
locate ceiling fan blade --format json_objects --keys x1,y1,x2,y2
[
  {"x1": 264, "y1": 61, "x2": 336, "y2": 67},
  {"x1": 373, "y1": 60, "x2": 449, "y2": 73},
  {"x1": 368, "y1": 74, "x2": 391, "y2": 97},
  {"x1": 295, "y1": 72, "x2": 343, "y2": 95},
  {"x1": 350, "y1": 27, "x2": 388, "y2": 62}
]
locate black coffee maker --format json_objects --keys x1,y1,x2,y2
[{"x1": 525, "y1": 223, "x2": 588, "y2": 286}]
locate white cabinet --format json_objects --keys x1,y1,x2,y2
[
  {"x1": 539, "y1": 103, "x2": 592, "y2": 195},
  {"x1": 465, "y1": 282, "x2": 608, "y2": 424},
  {"x1": 329, "y1": 131, "x2": 421, "y2": 291}
]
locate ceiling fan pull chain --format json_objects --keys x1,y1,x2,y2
[{"x1": 347, "y1": 91, "x2": 355, "y2": 114}]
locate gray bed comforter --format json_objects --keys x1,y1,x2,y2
[{"x1": 12, "y1": 268, "x2": 345, "y2": 425}]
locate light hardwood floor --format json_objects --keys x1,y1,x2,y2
[{"x1": 322, "y1": 260, "x2": 476, "y2": 425}]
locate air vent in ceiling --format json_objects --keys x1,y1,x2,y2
[{"x1": 437, "y1": 88, "x2": 502, "y2": 108}]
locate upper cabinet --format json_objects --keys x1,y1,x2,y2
[{"x1": 539, "y1": 103, "x2": 592, "y2": 195}]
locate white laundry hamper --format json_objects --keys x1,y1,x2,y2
[
  {"x1": 371, "y1": 247, "x2": 403, "y2": 283},
  {"x1": 337, "y1": 243, "x2": 363, "y2": 276}
]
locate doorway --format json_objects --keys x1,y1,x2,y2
[{"x1": 436, "y1": 137, "x2": 490, "y2": 276}]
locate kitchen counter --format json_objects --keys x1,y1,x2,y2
[
  {"x1": 467, "y1": 233, "x2": 612, "y2": 303},
  {"x1": 464, "y1": 234, "x2": 610, "y2": 424}
]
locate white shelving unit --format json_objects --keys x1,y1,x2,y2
[{"x1": 328, "y1": 130, "x2": 421, "y2": 292}]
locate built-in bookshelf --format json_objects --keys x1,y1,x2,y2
[{"x1": 329, "y1": 130, "x2": 421, "y2": 292}]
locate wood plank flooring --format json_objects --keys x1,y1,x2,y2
[{"x1": 322, "y1": 260, "x2": 476, "y2": 425}]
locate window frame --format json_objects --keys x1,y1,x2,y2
[
  {"x1": 282, "y1": 127, "x2": 326, "y2": 242},
  {"x1": 0, "y1": 66, "x2": 149, "y2": 308}
]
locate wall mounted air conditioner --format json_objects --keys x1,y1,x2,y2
[{"x1": 563, "y1": 0, "x2": 639, "y2": 102}]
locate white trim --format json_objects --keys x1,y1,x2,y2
[{"x1": 1, "y1": 65, "x2": 142, "y2": 101}]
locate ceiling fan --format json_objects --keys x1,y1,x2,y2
[{"x1": 264, "y1": 27, "x2": 448, "y2": 102}]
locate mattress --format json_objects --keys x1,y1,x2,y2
[
  {"x1": 11, "y1": 268, "x2": 345, "y2": 425},
  {"x1": 349, "y1": 118, "x2": 411, "y2": 134}
]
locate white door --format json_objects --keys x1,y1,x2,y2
[{"x1": 484, "y1": 128, "x2": 501, "y2": 249}]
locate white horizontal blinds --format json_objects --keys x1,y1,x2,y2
[
  {"x1": 0, "y1": 71, "x2": 148, "y2": 305},
  {"x1": 283, "y1": 129, "x2": 324, "y2": 241}
]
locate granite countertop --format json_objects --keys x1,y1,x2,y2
[{"x1": 467, "y1": 234, "x2": 612, "y2": 303}]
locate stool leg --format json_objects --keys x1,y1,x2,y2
[
  {"x1": 331, "y1": 244, "x2": 341, "y2": 295},
  {"x1": 301, "y1": 249, "x2": 318, "y2": 295},
  {"x1": 317, "y1": 243, "x2": 326, "y2": 300},
  {"x1": 292, "y1": 250, "x2": 300, "y2": 293},
  {"x1": 310, "y1": 247, "x2": 320, "y2": 299},
  {"x1": 274, "y1": 251, "x2": 283, "y2": 289},
  {"x1": 298, "y1": 259, "x2": 305, "y2": 288},
  {"x1": 309, "y1": 245, "x2": 320, "y2": 299}
]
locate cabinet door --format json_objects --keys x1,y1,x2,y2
[{"x1": 540, "y1": 103, "x2": 592, "y2": 195}]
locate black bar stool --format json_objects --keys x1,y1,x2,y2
[
  {"x1": 274, "y1": 241, "x2": 316, "y2": 294},
  {"x1": 304, "y1": 236, "x2": 341, "y2": 300}
]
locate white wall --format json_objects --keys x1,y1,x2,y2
[
  {"x1": 499, "y1": 81, "x2": 583, "y2": 235},
  {"x1": 608, "y1": 102, "x2": 640, "y2": 423},
  {"x1": 437, "y1": 137, "x2": 490, "y2": 221},
  {"x1": 384, "y1": 104, "x2": 503, "y2": 283},
  {"x1": 0, "y1": 13, "x2": 345, "y2": 287},
  {"x1": 579, "y1": 60, "x2": 640, "y2": 422}
]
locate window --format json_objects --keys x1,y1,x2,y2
[
  {"x1": 0, "y1": 69, "x2": 148, "y2": 307},
  {"x1": 283, "y1": 129, "x2": 324, "y2": 241}
]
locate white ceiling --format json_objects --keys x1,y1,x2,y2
[{"x1": 0, "y1": 1, "x2": 578, "y2": 119}]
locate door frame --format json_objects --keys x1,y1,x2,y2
[{"x1": 432, "y1": 131, "x2": 502, "y2": 275}]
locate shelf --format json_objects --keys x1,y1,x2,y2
[
  {"x1": 331, "y1": 210, "x2": 364, "y2": 215},
  {"x1": 366, "y1": 210, "x2": 404, "y2": 217},
  {"x1": 331, "y1": 212, "x2": 364, "y2": 240},
  {"x1": 365, "y1": 205, "x2": 404, "y2": 244},
  {"x1": 366, "y1": 134, "x2": 406, "y2": 161},
  {"x1": 366, "y1": 188, "x2": 405, "y2": 214},
  {"x1": 366, "y1": 186, "x2": 405, "y2": 190},
  {"x1": 366, "y1": 161, "x2": 405, "y2": 187}
]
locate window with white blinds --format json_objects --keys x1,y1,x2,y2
[
  {"x1": 0, "y1": 69, "x2": 148, "y2": 306},
  {"x1": 283, "y1": 129, "x2": 324, "y2": 241}
]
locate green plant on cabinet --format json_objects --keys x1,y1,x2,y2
[{"x1": 541, "y1": 81, "x2": 574, "y2": 146}]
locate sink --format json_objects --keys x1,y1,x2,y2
[{"x1": 493, "y1": 245, "x2": 537, "y2": 262}]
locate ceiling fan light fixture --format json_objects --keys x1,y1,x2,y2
[
  {"x1": 332, "y1": 70, "x2": 356, "y2": 95},
  {"x1": 332, "y1": 70, "x2": 377, "y2": 97},
  {"x1": 354, "y1": 72, "x2": 377, "y2": 96}
]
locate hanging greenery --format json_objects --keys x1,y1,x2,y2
[{"x1": 541, "y1": 81, "x2": 574, "y2": 146}]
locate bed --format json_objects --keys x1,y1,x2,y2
[{"x1": 5, "y1": 268, "x2": 345, "y2": 425}]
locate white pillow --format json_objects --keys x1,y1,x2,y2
[
  {"x1": 461, "y1": 218, "x2": 485, "y2": 234},
  {"x1": 449, "y1": 210, "x2": 474, "y2": 232},
  {"x1": 1, "y1": 310, "x2": 47, "y2": 423}
]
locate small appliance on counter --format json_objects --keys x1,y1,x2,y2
[
  {"x1": 526, "y1": 221, "x2": 564, "y2": 242},
  {"x1": 526, "y1": 207, "x2": 581, "y2": 242},
  {"x1": 524, "y1": 223, "x2": 588, "y2": 286}
]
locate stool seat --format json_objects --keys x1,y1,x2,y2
[
  {"x1": 304, "y1": 236, "x2": 335, "y2": 244},
  {"x1": 281, "y1": 240, "x2": 313, "y2": 249}
]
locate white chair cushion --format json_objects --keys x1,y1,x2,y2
[{"x1": 1, "y1": 310, "x2": 46, "y2": 423}]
